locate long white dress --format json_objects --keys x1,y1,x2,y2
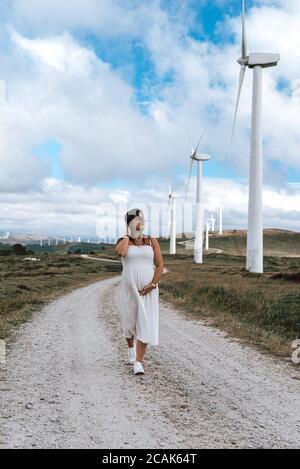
[{"x1": 116, "y1": 244, "x2": 159, "y2": 346}]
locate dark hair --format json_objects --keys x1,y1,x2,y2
[{"x1": 125, "y1": 208, "x2": 143, "y2": 226}]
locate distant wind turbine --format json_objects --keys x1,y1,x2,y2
[
  {"x1": 168, "y1": 185, "x2": 176, "y2": 255},
  {"x1": 231, "y1": 0, "x2": 280, "y2": 273},
  {"x1": 210, "y1": 212, "x2": 216, "y2": 232},
  {"x1": 185, "y1": 131, "x2": 210, "y2": 263},
  {"x1": 205, "y1": 219, "x2": 210, "y2": 250},
  {"x1": 219, "y1": 206, "x2": 223, "y2": 235}
]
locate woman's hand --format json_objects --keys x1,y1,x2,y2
[
  {"x1": 126, "y1": 224, "x2": 132, "y2": 237},
  {"x1": 139, "y1": 283, "x2": 154, "y2": 296}
]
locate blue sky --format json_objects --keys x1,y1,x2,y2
[{"x1": 31, "y1": 0, "x2": 300, "y2": 189}]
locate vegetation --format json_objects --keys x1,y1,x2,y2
[
  {"x1": 0, "y1": 253, "x2": 121, "y2": 339},
  {"x1": 1, "y1": 229, "x2": 299, "y2": 359},
  {"x1": 0, "y1": 243, "x2": 34, "y2": 257},
  {"x1": 158, "y1": 231, "x2": 300, "y2": 358}
]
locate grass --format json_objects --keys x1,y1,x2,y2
[
  {"x1": 0, "y1": 253, "x2": 122, "y2": 339},
  {"x1": 159, "y1": 250, "x2": 300, "y2": 358}
]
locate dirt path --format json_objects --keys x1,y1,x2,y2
[{"x1": 0, "y1": 276, "x2": 299, "y2": 449}]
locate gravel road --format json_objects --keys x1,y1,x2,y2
[{"x1": 0, "y1": 276, "x2": 299, "y2": 449}]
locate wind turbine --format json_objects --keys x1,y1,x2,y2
[
  {"x1": 231, "y1": 0, "x2": 280, "y2": 273},
  {"x1": 168, "y1": 186, "x2": 176, "y2": 255},
  {"x1": 210, "y1": 212, "x2": 216, "y2": 232},
  {"x1": 185, "y1": 131, "x2": 210, "y2": 263},
  {"x1": 219, "y1": 206, "x2": 223, "y2": 235},
  {"x1": 205, "y1": 219, "x2": 211, "y2": 250},
  {"x1": 166, "y1": 185, "x2": 171, "y2": 239}
]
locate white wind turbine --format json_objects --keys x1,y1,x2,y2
[
  {"x1": 231, "y1": 0, "x2": 280, "y2": 273},
  {"x1": 210, "y1": 212, "x2": 216, "y2": 232},
  {"x1": 205, "y1": 219, "x2": 211, "y2": 250},
  {"x1": 166, "y1": 185, "x2": 172, "y2": 239},
  {"x1": 185, "y1": 131, "x2": 210, "y2": 264},
  {"x1": 219, "y1": 206, "x2": 223, "y2": 235},
  {"x1": 168, "y1": 185, "x2": 176, "y2": 255}
]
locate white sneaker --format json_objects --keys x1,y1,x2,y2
[
  {"x1": 128, "y1": 346, "x2": 136, "y2": 365},
  {"x1": 134, "y1": 361, "x2": 145, "y2": 375}
]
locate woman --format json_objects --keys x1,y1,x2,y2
[{"x1": 115, "y1": 208, "x2": 164, "y2": 375}]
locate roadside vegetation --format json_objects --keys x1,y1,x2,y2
[
  {"x1": 0, "y1": 251, "x2": 121, "y2": 339},
  {"x1": 1, "y1": 229, "x2": 299, "y2": 359}
]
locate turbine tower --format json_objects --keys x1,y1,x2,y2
[
  {"x1": 210, "y1": 212, "x2": 216, "y2": 232},
  {"x1": 231, "y1": 0, "x2": 280, "y2": 273},
  {"x1": 168, "y1": 186, "x2": 176, "y2": 255},
  {"x1": 185, "y1": 131, "x2": 210, "y2": 264},
  {"x1": 219, "y1": 206, "x2": 223, "y2": 235},
  {"x1": 166, "y1": 186, "x2": 171, "y2": 240},
  {"x1": 205, "y1": 219, "x2": 210, "y2": 250}
]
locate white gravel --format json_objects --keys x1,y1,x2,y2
[{"x1": 0, "y1": 276, "x2": 299, "y2": 449}]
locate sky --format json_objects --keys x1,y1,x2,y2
[{"x1": 0, "y1": 0, "x2": 299, "y2": 238}]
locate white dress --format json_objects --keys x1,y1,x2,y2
[{"x1": 116, "y1": 243, "x2": 159, "y2": 346}]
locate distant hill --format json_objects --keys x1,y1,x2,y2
[
  {"x1": 0, "y1": 233, "x2": 49, "y2": 245},
  {"x1": 178, "y1": 229, "x2": 300, "y2": 257}
]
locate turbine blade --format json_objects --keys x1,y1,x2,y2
[
  {"x1": 231, "y1": 65, "x2": 246, "y2": 144},
  {"x1": 188, "y1": 129, "x2": 194, "y2": 155},
  {"x1": 194, "y1": 131, "x2": 205, "y2": 155},
  {"x1": 185, "y1": 159, "x2": 194, "y2": 201},
  {"x1": 241, "y1": 0, "x2": 247, "y2": 58}
]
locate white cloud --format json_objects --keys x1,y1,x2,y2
[
  {"x1": 6, "y1": 0, "x2": 141, "y2": 37},
  {"x1": 1, "y1": 29, "x2": 189, "y2": 190},
  {"x1": 0, "y1": 0, "x2": 299, "y2": 234},
  {"x1": 1, "y1": 176, "x2": 299, "y2": 237}
]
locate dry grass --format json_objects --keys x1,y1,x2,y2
[
  {"x1": 159, "y1": 250, "x2": 300, "y2": 358},
  {"x1": 0, "y1": 253, "x2": 121, "y2": 339}
]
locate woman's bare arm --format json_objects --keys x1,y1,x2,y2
[
  {"x1": 139, "y1": 238, "x2": 164, "y2": 295},
  {"x1": 150, "y1": 238, "x2": 164, "y2": 285},
  {"x1": 114, "y1": 236, "x2": 130, "y2": 257}
]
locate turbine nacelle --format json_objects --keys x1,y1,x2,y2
[
  {"x1": 185, "y1": 130, "x2": 211, "y2": 204},
  {"x1": 248, "y1": 52, "x2": 280, "y2": 68},
  {"x1": 168, "y1": 186, "x2": 177, "y2": 204},
  {"x1": 190, "y1": 153, "x2": 210, "y2": 162},
  {"x1": 237, "y1": 52, "x2": 280, "y2": 68}
]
